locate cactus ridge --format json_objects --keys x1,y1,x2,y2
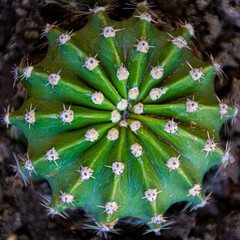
[{"x1": 6, "y1": 3, "x2": 236, "y2": 236}]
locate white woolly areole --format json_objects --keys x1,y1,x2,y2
[
  {"x1": 186, "y1": 99, "x2": 198, "y2": 113},
  {"x1": 193, "y1": 198, "x2": 210, "y2": 210},
  {"x1": 137, "y1": 0, "x2": 149, "y2": 7},
  {"x1": 166, "y1": 157, "x2": 180, "y2": 170},
  {"x1": 60, "y1": 192, "x2": 74, "y2": 204},
  {"x1": 105, "y1": 201, "x2": 119, "y2": 215},
  {"x1": 144, "y1": 188, "x2": 158, "y2": 202},
  {"x1": 93, "y1": 6, "x2": 105, "y2": 13},
  {"x1": 221, "y1": 149, "x2": 235, "y2": 168},
  {"x1": 47, "y1": 73, "x2": 61, "y2": 86},
  {"x1": 25, "y1": 109, "x2": 36, "y2": 125},
  {"x1": 119, "y1": 119, "x2": 128, "y2": 127},
  {"x1": 24, "y1": 160, "x2": 34, "y2": 171},
  {"x1": 42, "y1": 23, "x2": 52, "y2": 36},
  {"x1": 79, "y1": 166, "x2": 94, "y2": 180},
  {"x1": 41, "y1": 23, "x2": 59, "y2": 38},
  {"x1": 98, "y1": 223, "x2": 113, "y2": 234},
  {"x1": 188, "y1": 184, "x2": 201, "y2": 197},
  {"x1": 117, "y1": 99, "x2": 128, "y2": 111},
  {"x1": 111, "y1": 110, "x2": 121, "y2": 123},
  {"x1": 128, "y1": 87, "x2": 139, "y2": 100},
  {"x1": 196, "y1": 198, "x2": 209, "y2": 209},
  {"x1": 136, "y1": 40, "x2": 150, "y2": 53},
  {"x1": 134, "y1": 103, "x2": 144, "y2": 114},
  {"x1": 111, "y1": 162, "x2": 125, "y2": 175},
  {"x1": 45, "y1": 206, "x2": 61, "y2": 217},
  {"x1": 130, "y1": 143, "x2": 142, "y2": 157},
  {"x1": 23, "y1": 66, "x2": 34, "y2": 79},
  {"x1": 203, "y1": 138, "x2": 216, "y2": 152},
  {"x1": 219, "y1": 103, "x2": 228, "y2": 116},
  {"x1": 85, "y1": 128, "x2": 99, "y2": 142},
  {"x1": 172, "y1": 36, "x2": 188, "y2": 48},
  {"x1": 139, "y1": 12, "x2": 152, "y2": 22},
  {"x1": 149, "y1": 87, "x2": 168, "y2": 101},
  {"x1": 151, "y1": 214, "x2": 166, "y2": 225},
  {"x1": 212, "y1": 59, "x2": 222, "y2": 73},
  {"x1": 60, "y1": 109, "x2": 74, "y2": 124},
  {"x1": 46, "y1": 147, "x2": 59, "y2": 161},
  {"x1": 150, "y1": 65, "x2": 164, "y2": 79},
  {"x1": 185, "y1": 23, "x2": 194, "y2": 36},
  {"x1": 102, "y1": 26, "x2": 116, "y2": 38},
  {"x1": 164, "y1": 120, "x2": 178, "y2": 134},
  {"x1": 84, "y1": 57, "x2": 99, "y2": 71},
  {"x1": 130, "y1": 120, "x2": 141, "y2": 132},
  {"x1": 189, "y1": 68, "x2": 203, "y2": 81},
  {"x1": 91, "y1": 91, "x2": 104, "y2": 105},
  {"x1": 117, "y1": 66, "x2": 129, "y2": 80},
  {"x1": 107, "y1": 128, "x2": 119, "y2": 141},
  {"x1": 4, "y1": 112, "x2": 10, "y2": 127},
  {"x1": 48, "y1": 207, "x2": 67, "y2": 219},
  {"x1": 58, "y1": 33, "x2": 71, "y2": 45}
]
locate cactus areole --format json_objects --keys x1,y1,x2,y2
[{"x1": 6, "y1": 3, "x2": 237, "y2": 237}]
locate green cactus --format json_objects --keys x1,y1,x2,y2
[{"x1": 3, "y1": 1, "x2": 237, "y2": 237}]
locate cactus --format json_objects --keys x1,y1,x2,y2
[{"x1": 3, "y1": 1, "x2": 237, "y2": 237}]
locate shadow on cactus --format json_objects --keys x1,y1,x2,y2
[{"x1": 3, "y1": 1, "x2": 238, "y2": 237}]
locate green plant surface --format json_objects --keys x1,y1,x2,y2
[{"x1": 5, "y1": 2, "x2": 236, "y2": 236}]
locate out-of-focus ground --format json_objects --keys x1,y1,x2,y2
[{"x1": 0, "y1": 0, "x2": 240, "y2": 239}]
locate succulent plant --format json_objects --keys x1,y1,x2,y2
[{"x1": 3, "y1": 0, "x2": 238, "y2": 237}]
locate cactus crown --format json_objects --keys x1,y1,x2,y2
[{"x1": 5, "y1": 1, "x2": 236, "y2": 236}]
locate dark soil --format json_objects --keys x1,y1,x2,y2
[{"x1": 0, "y1": 0, "x2": 240, "y2": 240}]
